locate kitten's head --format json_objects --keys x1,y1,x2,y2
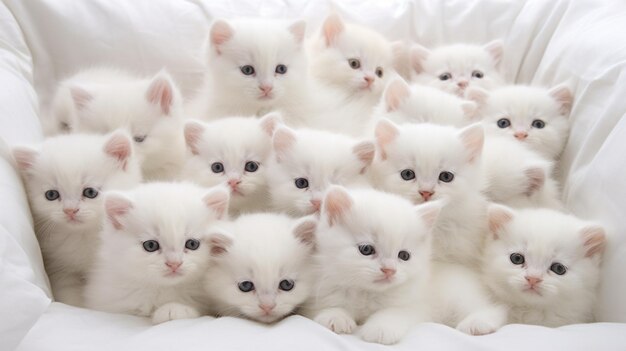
[
  {"x1": 103, "y1": 182, "x2": 230, "y2": 286},
  {"x1": 207, "y1": 214, "x2": 317, "y2": 323},
  {"x1": 268, "y1": 126, "x2": 375, "y2": 216},
  {"x1": 468, "y1": 85, "x2": 573, "y2": 159},
  {"x1": 310, "y1": 14, "x2": 394, "y2": 99},
  {"x1": 13, "y1": 131, "x2": 141, "y2": 231},
  {"x1": 483, "y1": 205, "x2": 605, "y2": 306},
  {"x1": 410, "y1": 41, "x2": 504, "y2": 97},
  {"x1": 317, "y1": 186, "x2": 440, "y2": 291},
  {"x1": 183, "y1": 113, "x2": 282, "y2": 207},
  {"x1": 373, "y1": 120, "x2": 484, "y2": 204},
  {"x1": 207, "y1": 19, "x2": 307, "y2": 105}
]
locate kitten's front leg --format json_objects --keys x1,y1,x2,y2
[
  {"x1": 456, "y1": 304, "x2": 508, "y2": 335},
  {"x1": 358, "y1": 307, "x2": 418, "y2": 345},
  {"x1": 313, "y1": 307, "x2": 357, "y2": 334},
  {"x1": 50, "y1": 272, "x2": 85, "y2": 307},
  {"x1": 152, "y1": 302, "x2": 200, "y2": 324}
]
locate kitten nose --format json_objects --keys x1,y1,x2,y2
[
  {"x1": 165, "y1": 261, "x2": 182, "y2": 271},
  {"x1": 259, "y1": 84, "x2": 273, "y2": 95},
  {"x1": 457, "y1": 80, "x2": 468, "y2": 88},
  {"x1": 380, "y1": 267, "x2": 396, "y2": 277},
  {"x1": 63, "y1": 208, "x2": 79, "y2": 216},
  {"x1": 259, "y1": 302, "x2": 276, "y2": 314},
  {"x1": 514, "y1": 131, "x2": 528, "y2": 140},
  {"x1": 419, "y1": 191, "x2": 433, "y2": 201},
  {"x1": 364, "y1": 75, "x2": 374, "y2": 86},
  {"x1": 228, "y1": 179, "x2": 241, "y2": 189},
  {"x1": 310, "y1": 199, "x2": 321, "y2": 211},
  {"x1": 525, "y1": 276, "x2": 543, "y2": 286}
]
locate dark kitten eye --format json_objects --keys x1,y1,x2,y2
[
  {"x1": 358, "y1": 244, "x2": 376, "y2": 256},
  {"x1": 348, "y1": 58, "x2": 361, "y2": 69},
  {"x1": 471, "y1": 70, "x2": 484, "y2": 79},
  {"x1": 510, "y1": 253, "x2": 525, "y2": 265},
  {"x1": 438, "y1": 171, "x2": 454, "y2": 183},
  {"x1": 497, "y1": 118, "x2": 511, "y2": 128},
  {"x1": 275, "y1": 64, "x2": 288, "y2": 74},
  {"x1": 400, "y1": 169, "x2": 416, "y2": 181},
  {"x1": 60, "y1": 122, "x2": 71, "y2": 131},
  {"x1": 238, "y1": 280, "x2": 255, "y2": 292},
  {"x1": 211, "y1": 162, "x2": 224, "y2": 173},
  {"x1": 82, "y1": 187, "x2": 99, "y2": 199},
  {"x1": 531, "y1": 119, "x2": 545, "y2": 129},
  {"x1": 439, "y1": 73, "x2": 452, "y2": 81},
  {"x1": 278, "y1": 279, "x2": 295, "y2": 291},
  {"x1": 142, "y1": 240, "x2": 160, "y2": 252},
  {"x1": 398, "y1": 250, "x2": 411, "y2": 261},
  {"x1": 133, "y1": 135, "x2": 146, "y2": 143},
  {"x1": 244, "y1": 161, "x2": 259, "y2": 173},
  {"x1": 45, "y1": 190, "x2": 60, "y2": 201},
  {"x1": 294, "y1": 177, "x2": 309, "y2": 189},
  {"x1": 185, "y1": 239, "x2": 200, "y2": 250},
  {"x1": 375, "y1": 67, "x2": 384, "y2": 78},
  {"x1": 240, "y1": 65, "x2": 255, "y2": 76},
  {"x1": 550, "y1": 262, "x2": 567, "y2": 275}
]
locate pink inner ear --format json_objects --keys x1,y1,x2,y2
[
  {"x1": 465, "y1": 87, "x2": 489, "y2": 109},
  {"x1": 410, "y1": 45, "x2": 430, "y2": 74},
  {"x1": 581, "y1": 226, "x2": 606, "y2": 258},
  {"x1": 484, "y1": 40, "x2": 504, "y2": 66},
  {"x1": 322, "y1": 14, "x2": 344, "y2": 46},
  {"x1": 353, "y1": 141, "x2": 375, "y2": 174},
  {"x1": 458, "y1": 124, "x2": 484, "y2": 163},
  {"x1": 289, "y1": 20, "x2": 306, "y2": 45},
  {"x1": 209, "y1": 234, "x2": 232, "y2": 256},
  {"x1": 524, "y1": 167, "x2": 545, "y2": 196},
  {"x1": 105, "y1": 195, "x2": 133, "y2": 230},
  {"x1": 70, "y1": 87, "x2": 93, "y2": 110},
  {"x1": 324, "y1": 186, "x2": 352, "y2": 226},
  {"x1": 375, "y1": 119, "x2": 399, "y2": 161},
  {"x1": 293, "y1": 219, "x2": 317, "y2": 249},
  {"x1": 210, "y1": 20, "x2": 234, "y2": 54},
  {"x1": 385, "y1": 79, "x2": 410, "y2": 112},
  {"x1": 203, "y1": 189, "x2": 230, "y2": 220},
  {"x1": 273, "y1": 127, "x2": 296, "y2": 162},
  {"x1": 104, "y1": 133, "x2": 131, "y2": 170},
  {"x1": 184, "y1": 121, "x2": 205, "y2": 155},
  {"x1": 259, "y1": 112, "x2": 283, "y2": 137},
  {"x1": 487, "y1": 205, "x2": 513, "y2": 239},
  {"x1": 146, "y1": 74, "x2": 174, "y2": 115},
  {"x1": 416, "y1": 202, "x2": 442, "y2": 229},
  {"x1": 12, "y1": 147, "x2": 38, "y2": 171},
  {"x1": 461, "y1": 102, "x2": 478, "y2": 119},
  {"x1": 549, "y1": 85, "x2": 573, "y2": 116}
]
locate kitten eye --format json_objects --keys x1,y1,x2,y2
[
  {"x1": 294, "y1": 177, "x2": 309, "y2": 189},
  {"x1": 400, "y1": 169, "x2": 416, "y2": 181},
  {"x1": 438, "y1": 171, "x2": 454, "y2": 183},
  {"x1": 550, "y1": 262, "x2": 567, "y2": 275},
  {"x1": 142, "y1": 240, "x2": 160, "y2": 253},
  {"x1": 82, "y1": 187, "x2": 99, "y2": 199},
  {"x1": 358, "y1": 244, "x2": 376, "y2": 256},
  {"x1": 133, "y1": 135, "x2": 146, "y2": 143},
  {"x1": 278, "y1": 279, "x2": 295, "y2": 291},
  {"x1": 211, "y1": 162, "x2": 224, "y2": 173},
  {"x1": 439, "y1": 73, "x2": 452, "y2": 81},
  {"x1": 44, "y1": 190, "x2": 60, "y2": 201},
  {"x1": 398, "y1": 250, "x2": 411, "y2": 261},
  {"x1": 185, "y1": 239, "x2": 200, "y2": 250},
  {"x1": 497, "y1": 118, "x2": 511, "y2": 128},
  {"x1": 244, "y1": 161, "x2": 259, "y2": 173},
  {"x1": 375, "y1": 67, "x2": 384, "y2": 78},
  {"x1": 348, "y1": 58, "x2": 361, "y2": 69},
  {"x1": 240, "y1": 65, "x2": 255, "y2": 76},
  {"x1": 509, "y1": 253, "x2": 525, "y2": 265},
  {"x1": 471, "y1": 70, "x2": 484, "y2": 79},
  {"x1": 238, "y1": 280, "x2": 255, "y2": 292},
  {"x1": 531, "y1": 119, "x2": 546, "y2": 129},
  {"x1": 275, "y1": 64, "x2": 288, "y2": 75}
]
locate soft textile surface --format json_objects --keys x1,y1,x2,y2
[{"x1": 1, "y1": 0, "x2": 625, "y2": 349}]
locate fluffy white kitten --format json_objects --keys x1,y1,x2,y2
[
  {"x1": 371, "y1": 119, "x2": 488, "y2": 265},
  {"x1": 12, "y1": 132, "x2": 141, "y2": 306},
  {"x1": 410, "y1": 41, "x2": 504, "y2": 97},
  {"x1": 180, "y1": 113, "x2": 282, "y2": 215},
  {"x1": 483, "y1": 205, "x2": 606, "y2": 327},
  {"x1": 301, "y1": 186, "x2": 441, "y2": 345},
  {"x1": 267, "y1": 125, "x2": 375, "y2": 216},
  {"x1": 85, "y1": 182, "x2": 230, "y2": 324},
  {"x1": 48, "y1": 67, "x2": 185, "y2": 180},
  {"x1": 205, "y1": 213, "x2": 317, "y2": 323},
  {"x1": 467, "y1": 84, "x2": 573, "y2": 160}
]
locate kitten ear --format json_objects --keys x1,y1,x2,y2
[
  {"x1": 465, "y1": 87, "x2": 489, "y2": 110},
  {"x1": 410, "y1": 44, "x2": 430, "y2": 74},
  {"x1": 384, "y1": 79, "x2": 411, "y2": 112},
  {"x1": 483, "y1": 40, "x2": 504, "y2": 67},
  {"x1": 461, "y1": 101, "x2": 479, "y2": 120},
  {"x1": 272, "y1": 126, "x2": 297, "y2": 163},
  {"x1": 184, "y1": 120, "x2": 205, "y2": 155},
  {"x1": 210, "y1": 20, "x2": 234, "y2": 54},
  {"x1": 487, "y1": 204, "x2": 514, "y2": 239},
  {"x1": 524, "y1": 167, "x2": 545, "y2": 196},
  {"x1": 374, "y1": 118, "x2": 400, "y2": 161},
  {"x1": 458, "y1": 123, "x2": 484, "y2": 163},
  {"x1": 391, "y1": 41, "x2": 411, "y2": 79},
  {"x1": 203, "y1": 186, "x2": 230, "y2": 220},
  {"x1": 549, "y1": 84, "x2": 573, "y2": 116},
  {"x1": 323, "y1": 185, "x2": 353, "y2": 226},
  {"x1": 103, "y1": 131, "x2": 133, "y2": 169},
  {"x1": 208, "y1": 232, "x2": 233, "y2": 257},
  {"x1": 353, "y1": 141, "x2": 375, "y2": 174},
  {"x1": 105, "y1": 193, "x2": 133, "y2": 231},
  {"x1": 293, "y1": 216, "x2": 317, "y2": 251},
  {"x1": 289, "y1": 20, "x2": 306, "y2": 46},
  {"x1": 70, "y1": 86, "x2": 93, "y2": 110},
  {"x1": 146, "y1": 70, "x2": 175, "y2": 115},
  {"x1": 258, "y1": 112, "x2": 284, "y2": 137},
  {"x1": 581, "y1": 225, "x2": 606, "y2": 258},
  {"x1": 12, "y1": 147, "x2": 38, "y2": 171},
  {"x1": 322, "y1": 14, "x2": 345, "y2": 46},
  {"x1": 415, "y1": 200, "x2": 444, "y2": 230}
]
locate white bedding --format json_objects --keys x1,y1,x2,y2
[{"x1": 1, "y1": 0, "x2": 626, "y2": 350}]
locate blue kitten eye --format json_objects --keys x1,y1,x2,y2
[
  {"x1": 348, "y1": 58, "x2": 361, "y2": 69},
  {"x1": 211, "y1": 162, "x2": 224, "y2": 173},
  {"x1": 185, "y1": 239, "x2": 200, "y2": 250},
  {"x1": 82, "y1": 187, "x2": 99, "y2": 199},
  {"x1": 275, "y1": 64, "x2": 288, "y2": 74},
  {"x1": 438, "y1": 171, "x2": 454, "y2": 183},
  {"x1": 238, "y1": 280, "x2": 255, "y2": 292},
  {"x1": 143, "y1": 240, "x2": 160, "y2": 252},
  {"x1": 133, "y1": 135, "x2": 146, "y2": 143},
  {"x1": 497, "y1": 118, "x2": 511, "y2": 128},
  {"x1": 439, "y1": 73, "x2": 452, "y2": 81},
  {"x1": 510, "y1": 253, "x2": 525, "y2": 265},
  {"x1": 398, "y1": 250, "x2": 411, "y2": 261},
  {"x1": 294, "y1": 178, "x2": 309, "y2": 189},
  {"x1": 45, "y1": 190, "x2": 60, "y2": 201},
  {"x1": 244, "y1": 161, "x2": 259, "y2": 173},
  {"x1": 471, "y1": 70, "x2": 484, "y2": 79},
  {"x1": 358, "y1": 244, "x2": 376, "y2": 256},
  {"x1": 400, "y1": 169, "x2": 415, "y2": 181},
  {"x1": 240, "y1": 65, "x2": 255, "y2": 76},
  {"x1": 550, "y1": 262, "x2": 567, "y2": 275},
  {"x1": 278, "y1": 279, "x2": 295, "y2": 291},
  {"x1": 531, "y1": 119, "x2": 545, "y2": 129},
  {"x1": 375, "y1": 67, "x2": 384, "y2": 78}
]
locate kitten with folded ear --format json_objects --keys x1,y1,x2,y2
[
  {"x1": 11, "y1": 131, "x2": 141, "y2": 307},
  {"x1": 483, "y1": 205, "x2": 606, "y2": 326},
  {"x1": 85, "y1": 182, "x2": 230, "y2": 324}
]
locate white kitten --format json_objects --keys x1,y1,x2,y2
[
  {"x1": 180, "y1": 113, "x2": 282, "y2": 215},
  {"x1": 205, "y1": 213, "x2": 317, "y2": 323},
  {"x1": 48, "y1": 67, "x2": 185, "y2": 180},
  {"x1": 410, "y1": 41, "x2": 504, "y2": 97},
  {"x1": 483, "y1": 205, "x2": 606, "y2": 327},
  {"x1": 267, "y1": 126, "x2": 375, "y2": 216},
  {"x1": 467, "y1": 84, "x2": 573, "y2": 160},
  {"x1": 11, "y1": 131, "x2": 141, "y2": 306},
  {"x1": 371, "y1": 120, "x2": 488, "y2": 265},
  {"x1": 85, "y1": 182, "x2": 230, "y2": 324},
  {"x1": 301, "y1": 186, "x2": 440, "y2": 345}
]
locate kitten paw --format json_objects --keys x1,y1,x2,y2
[
  {"x1": 456, "y1": 316, "x2": 499, "y2": 336},
  {"x1": 152, "y1": 302, "x2": 200, "y2": 324},
  {"x1": 314, "y1": 309, "x2": 357, "y2": 334},
  {"x1": 358, "y1": 320, "x2": 403, "y2": 345}
]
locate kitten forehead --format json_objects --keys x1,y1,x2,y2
[
  {"x1": 425, "y1": 44, "x2": 499, "y2": 72},
  {"x1": 196, "y1": 117, "x2": 272, "y2": 160},
  {"x1": 486, "y1": 85, "x2": 565, "y2": 118}
]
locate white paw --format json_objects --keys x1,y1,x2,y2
[
  {"x1": 358, "y1": 319, "x2": 404, "y2": 345},
  {"x1": 456, "y1": 316, "x2": 499, "y2": 336},
  {"x1": 152, "y1": 302, "x2": 200, "y2": 324},
  {"x1": 314, "y1": 309, "x2": 357, "y2": 334}
]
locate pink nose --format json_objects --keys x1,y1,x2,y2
[
  {"x1": 514, "y1": 131, "x2": 528, "y2": 140},
  {"x1": 259, "y1": 303, "x2": 276, "y2": 314},
  {"x1": 525, "y1": 276, "x2": 543, "y2": 286},
  {"x1": 457, "y1": 80, "x2": 468, "y2": 88},
  {"x1": 310, "y1": 199, "x2": 321, "y2": 211},
  {"x1": 259, "y1": 85, "x2": 273, "y2": 94},
  {"x1": 228, "y1": 179, "x2": 241, "y2": 189},
  {"x1": 63, "y1": 208, "x2": 79, "y2": 216},
  {"x1": 380, "y1": 267, "x2": 396, "y2": 277},
  {"x1": 165, "y1": 261, "x2": 182, "y2": 271},
  {"x1": 419, "y1": 191, "x2": 433, "y2": 201},
  {"x1": 364, "y1": 76, "x2": 374, "y2": 86}
]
